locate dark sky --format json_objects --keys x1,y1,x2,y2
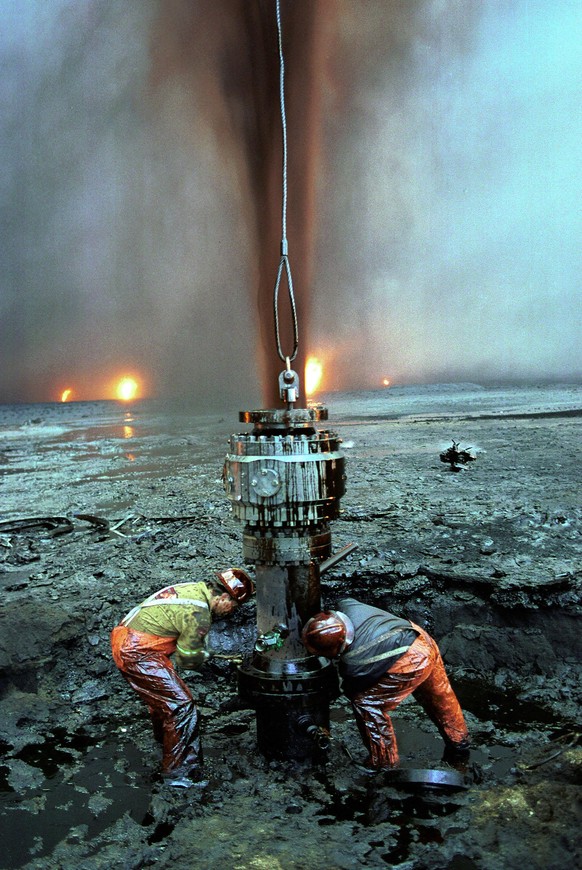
[{"x1": 1, "y1": 0, "x2": 580, "y2": 407}]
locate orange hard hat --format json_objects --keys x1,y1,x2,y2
[
  {"x1": 216, "y1": 568, "x2": 254, "y2": 603},
  {"x1": 301, "y1": 610, "x2": 354, "y2": 657}
]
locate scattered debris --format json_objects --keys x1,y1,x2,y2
[
  {"x1": 440, "y1": 440, "x2": 477, "y2": 471},
  {"x1": 0, "y1": 517, "x2": 74, "y2": 537}
]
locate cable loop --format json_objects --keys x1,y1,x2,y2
[
  {"x1": 274, "y1": 254, "x2": 298, "y2": 362},
  {"x1": 273, "y1": 0, "x2": 299, "y2": 363}
]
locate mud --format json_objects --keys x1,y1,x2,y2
[{"x1": 0, "y1": 384, "x2": 580, "y2": 869}]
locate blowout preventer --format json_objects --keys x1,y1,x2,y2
[{"x1": 223, "y1": 379, "x2": 349, "y2": 760}]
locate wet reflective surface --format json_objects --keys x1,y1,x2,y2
[
  {"x1": 0, "y1": 690, "x2": 565, "y2": 869},
  {"x1": 0, "y1": 385, "x2": 580, "y2": 868}
]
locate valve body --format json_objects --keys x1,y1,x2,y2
[{"x1": 224, "y1": 406, "x2": 345, "y2": 760}]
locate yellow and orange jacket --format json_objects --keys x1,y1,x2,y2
[{"x1": 121, "y1": 582, "x2": 213, "y2": 669}]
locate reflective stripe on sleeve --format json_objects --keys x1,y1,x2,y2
[
  {"x1": 176, "y1": 644, "x2": 204, "y2": 657},
  {"x1": 343, "y1": 628, "x2": 410, "y2": 659},
  {"x1": 348, "y1": 644, "x2": 412, "y2": 668},
  {"x1": 140, "y1": 598, "x2": 208, "y2": 609}
]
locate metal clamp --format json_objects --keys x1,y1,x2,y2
[{"x1": 278, "y1": 360, "x2": 300, "y2": 406}]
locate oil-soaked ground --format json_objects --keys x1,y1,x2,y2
[{"x1": 0, "y1": 384, "x2": 580, "y2": 869}]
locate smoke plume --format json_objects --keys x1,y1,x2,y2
[{"x1": 0, "y1": 0, "x2": 580, "y2": 406}]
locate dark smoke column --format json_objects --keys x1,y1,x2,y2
[
  {"x1": 220, "y1": 0, "x2": 330, "y2": 407},
  {"x1": 224, "y1": 403, "x2": 345, "y2": 760},
  {"x1": 148, "y1": 1, "x2": 331, "y2": 406}
]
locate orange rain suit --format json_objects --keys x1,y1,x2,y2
[
  {"x1": 111, "y1": 582, "x2": 214, "y2": 780},
  {"x1": 337, "y1": 597, "x2": 469, "y2": 769}
]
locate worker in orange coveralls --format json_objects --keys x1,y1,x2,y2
[
  {"x1": 111, "y1": 568, "x2": 254, "y2": 788},
  {"x1": 302, "y1": 597, "x2": 470, "y2": 771}
]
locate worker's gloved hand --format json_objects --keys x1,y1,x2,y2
[
  {"x1": 211, "y1": 652, "x2": 243, "y2": 664},
  {"x1": 174, "y1": 648, "x2": 212, "y2": 670}
]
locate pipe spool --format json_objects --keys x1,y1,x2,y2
[{"x1": 224, "y1": 405, "x2": 347, "y2": 760}]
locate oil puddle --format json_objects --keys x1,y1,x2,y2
[
  {"x1": 310, "y1": 710, "x2": 517, "y2": 864},
  {"x1": 330, "y1": 706, "x2": 514, "y2": 783},
  {"x1": 317, "y1": 780, "x2": 467, "y2": 867},
  {"x1": 455, "y1": 676, "x2": 559, "y2": 728},
  {"x1": 0, "y1": 686, "x2": 563, "y2": 868},
  {"x1": 0, "y1": 728, "x2": 151, "y2": 869}
]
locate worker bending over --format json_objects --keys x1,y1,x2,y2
[
  {"x1": 302, "y1": 596, "x2": 469, "y2": 771},
  {"x1": 111, "y1": 568, "x2": 254, "y2": 787}
]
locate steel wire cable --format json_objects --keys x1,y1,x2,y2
[{"x1": 273, "y1": 0, "x2": 299, "y2": 363}]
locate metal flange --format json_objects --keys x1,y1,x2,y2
[{"x1": 239, "y1": 406, "x2": 328, "y2": 430}]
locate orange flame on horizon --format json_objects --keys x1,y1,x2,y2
[
  {"x1": 305, "y1": 357, "x2": 323, "y2": 396},
  {"x1": 116, "y1": 376, "x2": 140, "y2": 402},
  {"x1": 61, "y1": 388, "x2": 72, "y2": 403}
]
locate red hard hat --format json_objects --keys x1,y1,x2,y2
[
  {"x1": 301, "y1": 610, "x2": 354, "y2": 657},
  {"x1": 216, "y1": 568, "x2": 254, "y2": 603}
]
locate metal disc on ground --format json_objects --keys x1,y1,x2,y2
[{"x1": 381, "y1": 768, "x2": 467, "y2": 792}]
